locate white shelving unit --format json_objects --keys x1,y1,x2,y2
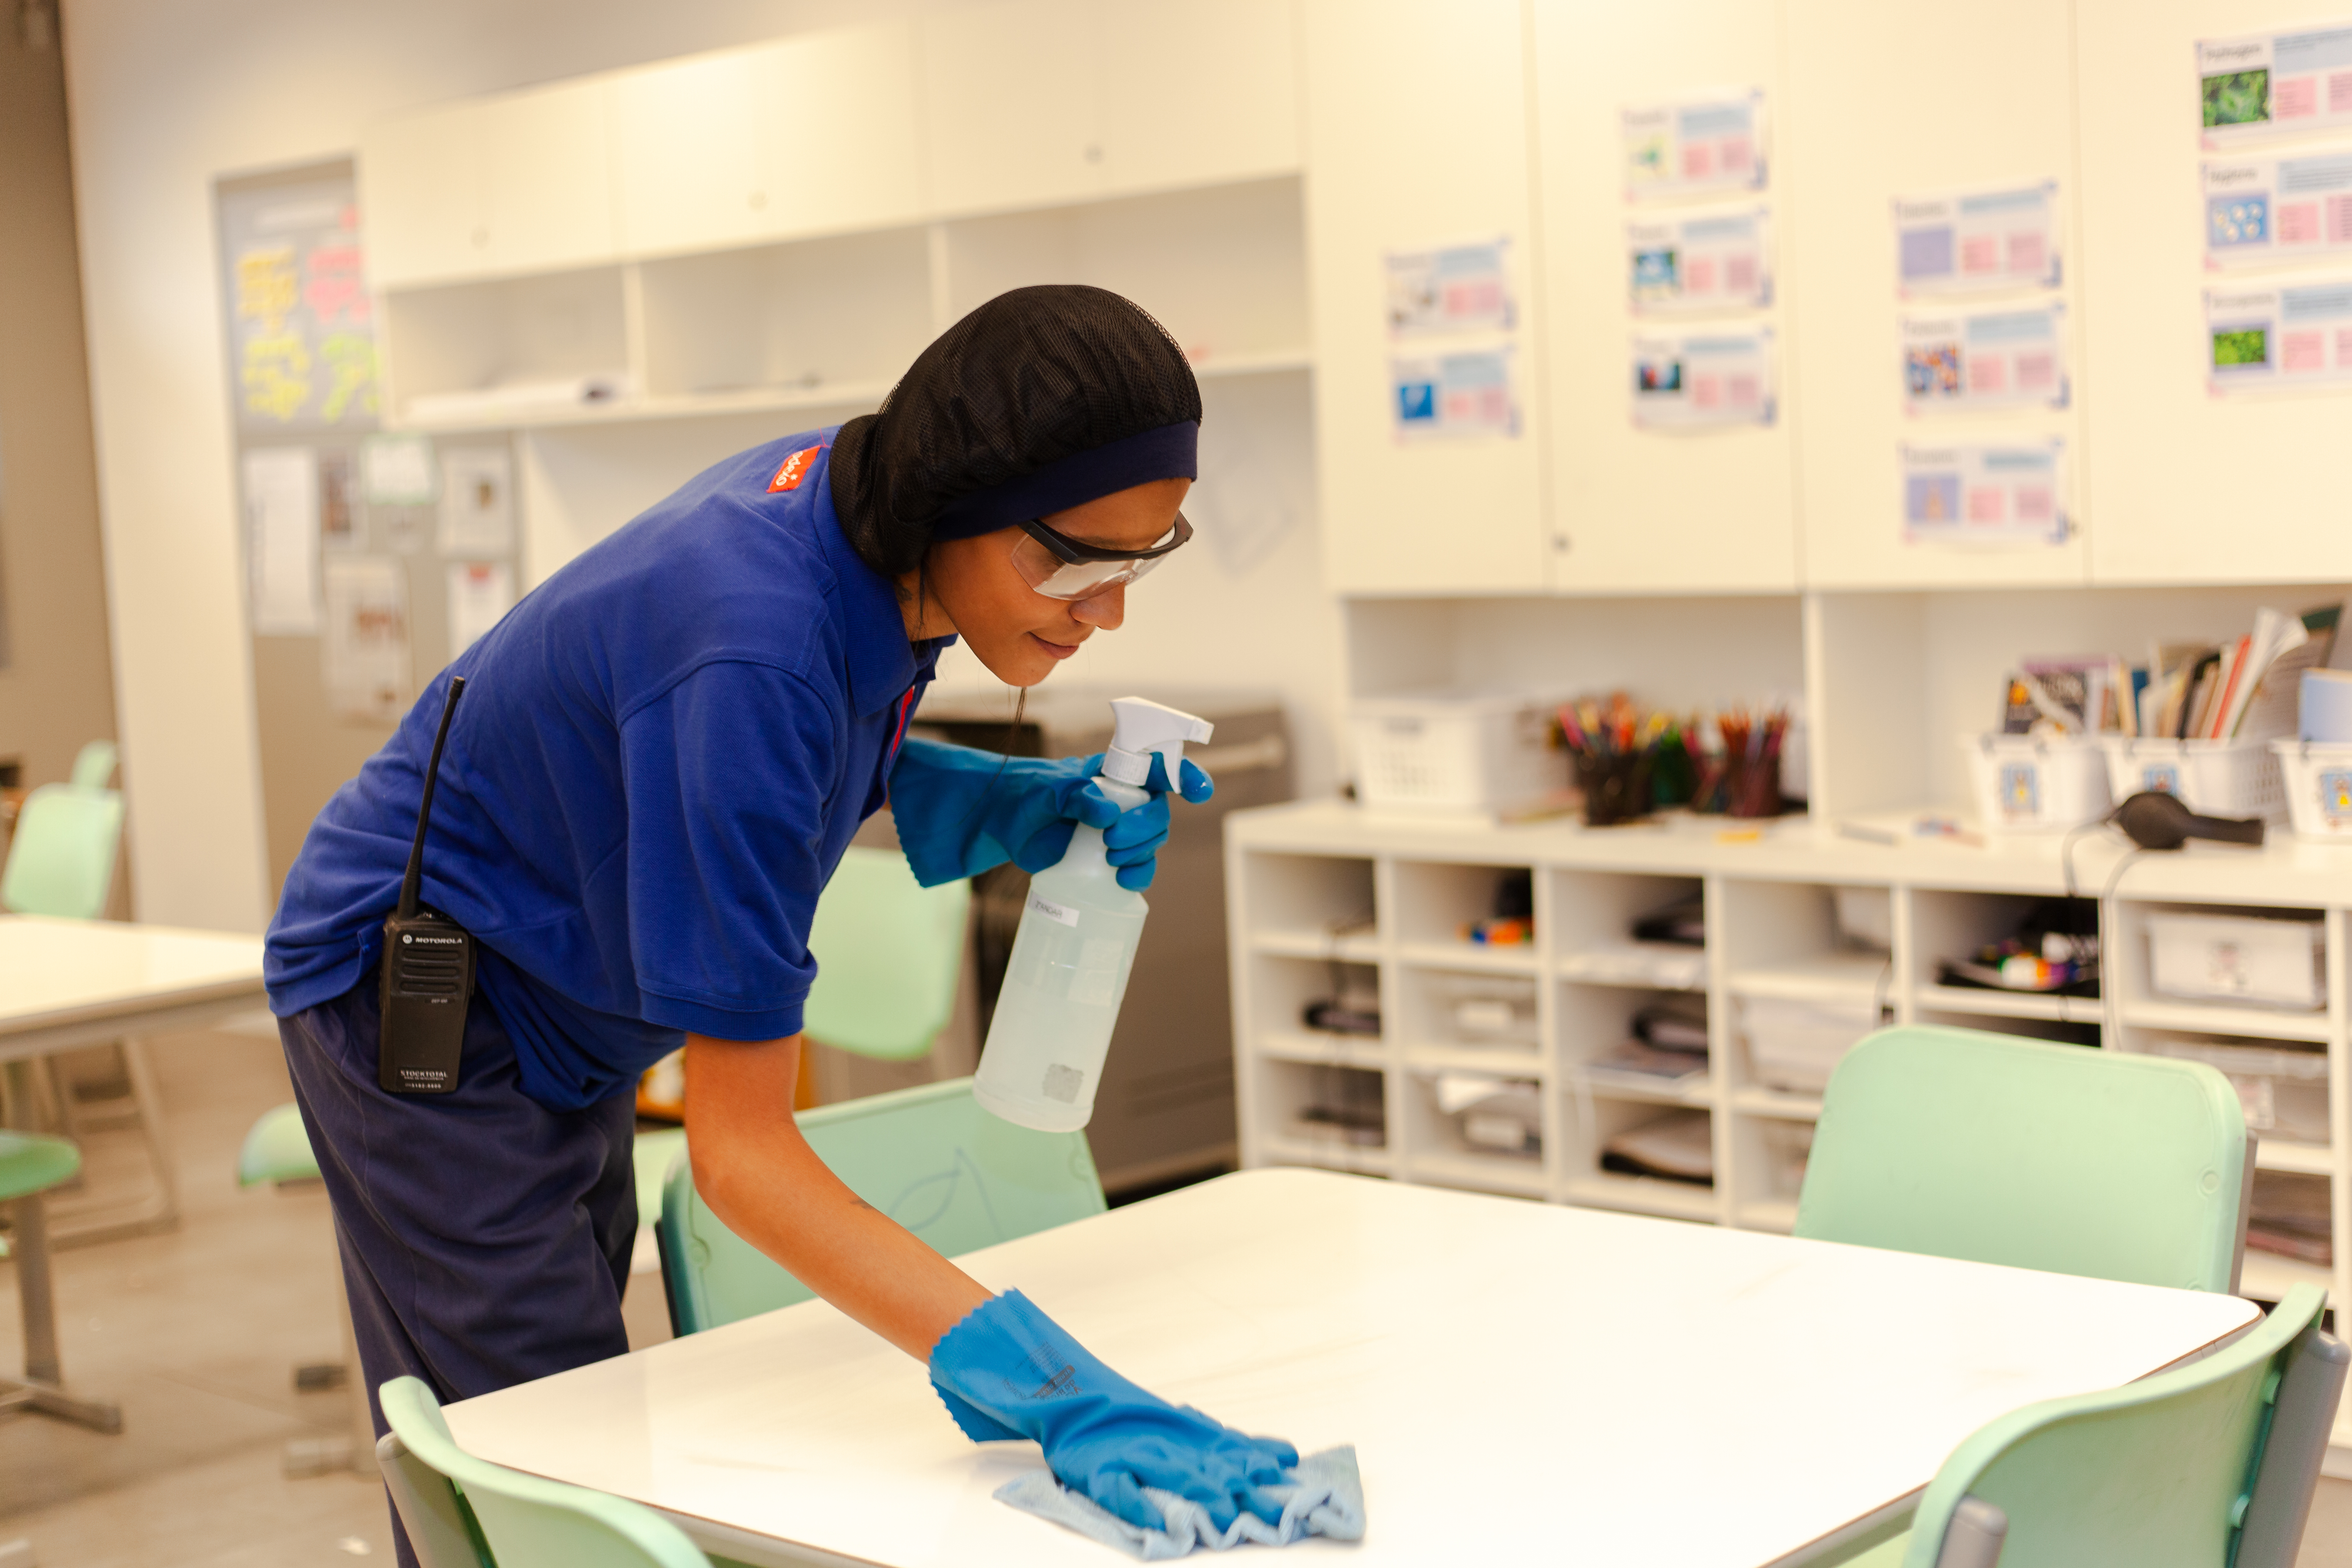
[{"x1": 1227, "y1": 800, "x2": 2352, "y2": 1447}]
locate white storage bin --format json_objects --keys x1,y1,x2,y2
[
  {"x1": 1352, "y1": 690, "x2": 1567, "y2": 815},
  {"x1": 2146, "y1": 911, "x2": 2325, "y2": 1011},
  {"x1": 1741, "y1": 994, "x2": 1884, "y2": 1094},
  {"x1": 1429, "y1": 973, "x2": 1539, "y2": 1047},
  {"x1": 2140, "y1": 1037, "x2": 2330, "y2": 1145},
  {"x1": 1961, "y1": 733, "x2": 2112, "y2": 833},
  {"x1": 2272, "y1": 740, "x2": 2352, "y2": 841},
  {"x1": 1426, "y1": 1072, "x2": 1541, "y2": 1155},
  {"x1": 2099, "y1": 738, "x2": 2285, "y2": 823}
]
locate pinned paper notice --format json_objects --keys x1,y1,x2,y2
[
  {"x1": 2203, "y1": 152, "x2": 2352, "y2": 269},
  {"x1": 1630, "y1": 329, "x2": 1775, "y2": 430},
  {"x1": 446, "y1": 560, "x2": 516, "y2": 655},
  {"x1": 1902, "y1": 304, "x2": 2070, "y2": 413},
  {"x1": 1386, "y1": 240, "x2": 1515, "y2": 336},
  {"x1": 245, "y1": 446, "x2": 320, "y2": 634},
  {"x1": 1622, "y1": 92, "x2": 1767, "y2": 201},
  {"x1": 2206, "y1": 278, "x2": 2352, "y2": 391},
  {"x1": 321, "y1": 557, "x2": 413, "y2": 722},
  {"x1": 1392, "y1": 348, "x2": 1520, "y2": 439},
  {"x1": 437, "y1": 446, "x2": 515, "y2": 557},
  {"x1": 1901, "y1": 441, "x2": 2068, "y2": 547},
  {"x1": 2200, "y1": 25, "x2": 2352, "y2": 148},
  {"x1": 1893, "y1": 183, "x2": 2061, "y2": 297},
  {"x1": 362, "y1": 433, "x2": 437, "y2": 505},
  {"x1": 1628, "y1": 206, "x2": 1772, "y2": 315}
]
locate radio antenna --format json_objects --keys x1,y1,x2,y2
[{"x1": 396, "y1": 676, "x2": 467, "y2": 922}]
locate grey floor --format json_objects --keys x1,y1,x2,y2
[{"x1": 4, "y1": 1024, "x2": 2352, "y2": 1565}]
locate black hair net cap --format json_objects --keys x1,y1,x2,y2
[{"x1": 830, "y1": 284, "x2": 1202, "y2": 577}]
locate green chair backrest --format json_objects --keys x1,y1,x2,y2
[
  {"x1": 237, "y1": 1102, "x2": 320, "y2": 1187},
  {"x1": 377, "y1": 1376, "x2": 710, "y2": 1568},
  {"x1": 1796, "y1": 1026, "x2": 2249, "y2": 1293},
  {"x1": 69, "y1": 739, "x2": 118, "y2": 790},
  {"x1": 658, "y1": 1076, "x2": 1105, "y2": 1335},
  {"x1": 633, "y1": 1127, "x2": 685, "y2": 1228},
  {"x1": 0, "y1": 1130, "x2": 83, "y2": 1203},
  {"x1": 1903, "y1": 1284, "x2": 2347, "y2": 1568},
  {"x1": 0, "y1": 782, "x2": 125, "y2": 920},
  {"x1": 802, "y1": 847, "x2": 971, "y2": 1061}
]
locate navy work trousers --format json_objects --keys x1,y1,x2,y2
[{"x1": 279, "y1": 977, "x2": 638, "y2": 1568}]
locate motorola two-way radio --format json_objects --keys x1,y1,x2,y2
[{"x1": 378, "y1": 676, "x2": 477, "y2": 1095}]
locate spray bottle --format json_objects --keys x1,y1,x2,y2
[{"x1": 973, "y1": 696, "x2": 1215, "y2": 1131}]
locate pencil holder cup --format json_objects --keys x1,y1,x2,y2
[
  {"x1": 1576, "y1": 752, "x2": 1654, "y2": 826},
  {"x1": 1723, "y1": 752, "x2": 1785, "y2": 819}
]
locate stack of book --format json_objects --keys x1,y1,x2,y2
[{"x1": 1999, "y1": 602, "x2": 2342, "y2": 743}]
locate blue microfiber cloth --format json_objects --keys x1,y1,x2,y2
[{"x1": 995, "y1": 1445, "x2": 1365, "y2": 1560}]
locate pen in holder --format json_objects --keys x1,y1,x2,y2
[
  {"x1": 1715, "y1": 707, "x2": 1790, "y2": 819},
  {"x1": 1559, "y1": 695, "x2": 1661, "y2": 827}
]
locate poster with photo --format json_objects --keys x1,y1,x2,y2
[
  {"x1": 320, "y1": 557, "x2": 414, "y2": 722},
  {"x1": 2205, "y1": 278, "x2": 2352, "y2": 391},
  {"x1": 1901, "y1": 304, "x2": 2069, "y2": 413},
  {"x1": 1386, "y1": 239, "x2": 1515, "y2": 336},
  {"x1": 1627, "y1": 206, "x2": 1772, "y2": 315},
  {"x1": 1630, "y1": 329, "x2": 1775, "y2": 430},
  {"x1": 1391, "y1": 348, "x2": 1520, "y2": 440},
  {"x1": 1901, "y1": 441, "x2": 2068, "y2": 547},
  {"x1": 1893, "y1": 183, "x2": 2062, "y2": 297},
  {"x1": 1622, "y1": 92, "x2": 1767, "y2": 201},
  {"x1": 2200, "y1": 23, "x2": 2352, "y2": 147},
  {"x1": 2203, "y1": 152, "x2": 2352, "y2": 268}
]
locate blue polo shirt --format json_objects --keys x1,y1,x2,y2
[{"x1": 265, "y1": 429, "x2": 938, "y2": 1111}]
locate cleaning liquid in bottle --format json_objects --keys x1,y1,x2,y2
[{"x1": 973, "y1": 696, "x2": 1214, "y2": 1131}]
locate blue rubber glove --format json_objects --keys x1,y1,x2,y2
[
  {"x1": 890, "y1": 737, "x2": 1214, "y2": 892},
  {"x1": 930, "y1": 1290, "x2": 1299, "y2": 1534}
]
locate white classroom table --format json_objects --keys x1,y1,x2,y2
[
  {"x1": 446, "y1": 1166, "x2": 2262, "y2": 1568},
  {"x1": 0, "y1": 913, "x2": 268, "y2": 1063}
]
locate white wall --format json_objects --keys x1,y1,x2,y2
[{"x1": 65, "y1": 0, "x2": 1347, "y2": 930}]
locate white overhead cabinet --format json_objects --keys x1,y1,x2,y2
[
  {"x1": 360, "y1": 77, "x2": 620, "y2": 290},
  {"x1": 1528, "y1": 0, "x2": 1795, "y2": 593},
  {"x1": 1300, "y1": 0, "x2": 1547, "y2": 596},
  {"x1": 2077, "y1": 0, "x2": 2352, "y2": 585},
  {"x1": 612, "y1": 26, "x2": 926, "y2": 259},
  {"x1": 918, "y1": 0, "x2": 1299, "y2": 219},
  {"x1": 1783, "y1": 0, "x2": 2087, "y2": 589}
]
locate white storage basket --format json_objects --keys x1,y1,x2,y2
[
  {"x1": 1351, "y1": 690, "x2": 1567, "y2": 815},
  {"x1": 2271, "y1": 740, "x2": 2352, "y2": 841},
  {"x1": 1961, "y1": 734, "x2": 2112, "y2": 832},
  {"x1": 2099, "y1": 738, "x2": 2285, "y2": 823}
]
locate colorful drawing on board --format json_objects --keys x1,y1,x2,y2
[{"x1": 217, "y1": 175, "x2": 379, "y2": 431}]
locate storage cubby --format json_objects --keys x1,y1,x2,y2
[
  {"x1": 940, "y1": 177, "x2": 1310, "y2": 374},
  {"x1": 1254, "y1": 1059, "x2": 1388, "y2": 1167},
  {"x1": 1403, "y1": 1070, "x2": 1547, "y2": 1197},
  {"x1": 1557, "y1": 978, "x2": 1711, "y2": 1106},
  {"x1": 1244, "y1": 953, "x2": 1382, "y2": 1065},
  {"x1": 2243, "y1": 1168, "x2": 2335, "y2": 1305},
  {"x1": 384, "y1": 265, "x2": 632, "y2": 424},
  {"x1": 1726, "y1": 1114, "x2": 1815, "y2": 1234},
  {"x1": 1909, "y1": 888, "x2": 2099, "y2": 1021},
  {"x1": 1390, "y1": 859, "x2": 1535, "y2": 960},
  {"x1": 1562, "y1": 1092, "x2": 1719, "y2": 1222},
  {"x1": 2112, "y1": 900, "x2": 2332, "y2": 1040},
  {"x1": 1547, "y1": 870, "x2": 1706, "y2": 989},
  {"x1": 1238, "y1": 853, "x2": 1377, "y2": 952},
  {"x1": 637, "y1": 226, "x2": 933, "y2": 402},
  {"x1": 1718, "y1": 879, "x2": 1893, "y2": 997},
  {"x1": 1395, "y1": 965, "x2": 1540, "y2": 1069}
]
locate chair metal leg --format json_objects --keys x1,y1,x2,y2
[
  {"x1": 47, "y1": 1038, "x2": 181, "y2": 1247},
  {"x1": 1, "y1": 1191, "x2": 122, "y2": 1434}
]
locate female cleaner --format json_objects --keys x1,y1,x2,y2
[{"x1": 264, "y1": 286, "x2": 1297, "y2": 1563}]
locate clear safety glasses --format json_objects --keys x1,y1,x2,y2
[{"x1": 1009, "y1": 512, "x2": 1193, "y2": 601}]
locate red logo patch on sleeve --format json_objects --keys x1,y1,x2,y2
[{"x1": 767, "y1": 445, "x2": 823, "y2": 493}]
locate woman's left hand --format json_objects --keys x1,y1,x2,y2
[{"x1": 891, "y1": 737, "x2": 1212, "y2": 890}]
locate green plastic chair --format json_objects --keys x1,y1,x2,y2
[
  {"x1": 377, "y1": 1375, "x2": 709, "y2": 1568},
  {"x1": 237, "y1": 1101, "x2": 320, "y2": 1186},
  {"x1": 1861, "y1": 1283, "x2": 2348, "y2": 1568},
  {"x1": 0, "y1": 1130, "x2": 120, "y2": 1431},
  {"x1": 1796, "y1": 1026, "x2": 2251, "y2": 1294},
  {"x1": 69, "y1": 739, "x2": 118, "y2": 790},
  {"x1": 657, "y1": 1076, "x2": 1104, "y2": 1334},
  {"x1": 0, "y1": 781, "x2": 124, "y2": 919},
  {"x1": 802, "y1": 846, "x2": 972, "y2": 1060}
]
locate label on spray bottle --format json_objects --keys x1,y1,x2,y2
[{"x1": 1027, "y1": 894, "x2": 1080, "y2": 927}]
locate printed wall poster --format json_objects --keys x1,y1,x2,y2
[
  {"x1": 1630, "y1": 329, "x2": 1775, "y2": 430},
  {"x1": 2200, "y1": 23, "x2": 2352, "y2": 147},
  {"x1": 1391, "y1": 348, "x2": 1521, "y2": 440},
  {"x1": 244, "y1": 446, "x2": 320, "y2": 634},
  {"x1": 1894, "y1": 183, "x2": 2062, "y2": 297},
  {"x1": 1628, "y1": 206, "x2": 1772, "y2": 315},
  {"x1": 2205, "y1": 279, "x2": 2352, "y2": 391},
  {"x1": 1386, "y1": 239, "x2": 1515, "y2": 336},
  {"x1": 1622, "y1": 93, "x2": 1768, "y2": 201},
  {"x1": 321, "y1": 557, "x2": 413, "y2": 722},
  {"x1": 1901, "y1": 441, "x2": 2068, "y2": 547},
  {"x1": 2203, "y1": 152, "x2": 2352, "y2": 268},
  {"x1": 1901, "y1": 304, "x2": 2069, "y2": 413}
]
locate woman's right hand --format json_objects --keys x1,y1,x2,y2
[{"x1": 928, "y1": 1289, "x2": 1297, "y2": 1532}]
